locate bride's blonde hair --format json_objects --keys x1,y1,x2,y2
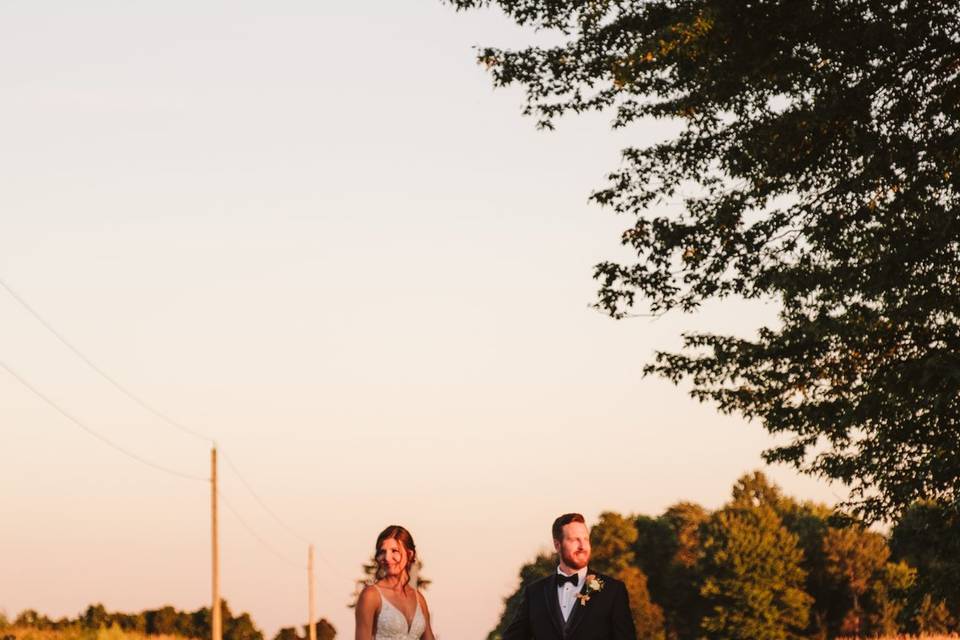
[{"x1": 374, "y1": 525, "x2": 417, "y2": 590}]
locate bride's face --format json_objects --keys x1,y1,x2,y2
[{"x1": 377, "y1": 537, "x2": 409, "y2": 578}]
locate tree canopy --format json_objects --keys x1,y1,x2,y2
[
  {"x1": 448, "y1": 0, "x2": 960, "y2": 521},
  {"x1": 487, "y1": 472, "x2": 950, "y2": 639}
]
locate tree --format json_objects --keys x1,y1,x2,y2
[
  {"x1": 822, "y1": 526, "x2": 894, "y2": 636},
  {"x1": 145, "y1": 607, "x2": 178, "y2": 636},
  {"x1": 302, "y1": 620, "x2": 336, "y2": 640},
  {"x1": 591, "y1": 512, "x2": 666, "y2": 639},
  {"x1": 590, "y1": 511, "x2": 639, "y2": 576},
  {"x1": 487, "y1": 552, "x2": 555, "y2": 640},
  {"x1": 913, "y1": 594, "x2": 957, "y2": 635},
  {"x1": 618, "y1": 566, "x2": 666, "y2": 640},
  {"x1": 448, "y1": 0, "x2": 960, "y2": 522},
  {"x1": 273, "y1": 628, "x2": 299, "y2": 640},
  {"x1": 273, "y1": 621, "x2": 335, "y2": 640},
  {"x1": 634, "y1": 503, "x2": 708, "y2": 640},
  {"x1": 83, "y1": 604, "x2": 110, "y2": 630},
  {"x1": 861, "y1": 560, "x2": 915, "y2": 637},
  {"x1": 698, "y1": 504, "x2": 811, "y2": 640},
  {"x1": 890, "y1": 501, "x2": 960, "y2": 622}
]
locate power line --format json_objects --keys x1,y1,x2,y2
[
  {"x1": 0, "y1": 358, "x2": 206, "y2": 482},
  {"x1": 221, "y1": 450, "x2": 349, "y2": 581},
  {"x1": 0, "y1": 276, "x2": 214, "y2": 444},
  {"x1": 1, "y1": 276, "x2": 357, "y2": 582},
  {"x1": 1, "y1": 275, "x2": 316, "y2": 551},
  {"x1": 221, "y1": 449, "x2": 312, "y2": 545},
  {"x1": 218, "y1": 488, "x2": 304, "y2": 569}
]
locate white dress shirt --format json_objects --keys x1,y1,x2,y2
[{"x1": 557, "y1": 566, "x2": 588, "y2": 622}]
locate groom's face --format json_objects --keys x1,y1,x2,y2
[{"x1": 554, "y1": 521, "x2": 591, "y2": 571}]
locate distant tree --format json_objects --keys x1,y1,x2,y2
[
  {"x1": 822, "y1": 526, "x2": 891, "y2": 636},
  {"x1": 730, "y1": 471, "x2": 789, "y2": 512},
  {"x1": 861, "y1": 560, "x2": 915, "y2": 637},
  {"x1": 778, "y1": 500, "x2": 836, "y2": 639},
  {"x1": 301, "y1": 620, "x2": 335, "y2": 640},
  {"x1": 272, "y1": 627, "x2": 299, "y2": 640},
  {"x1": 698, "y1": 504, "x2": 811, "y2": 640},
  {"x1": 890, "y1": 501, "x2": 960, "y2": 622},
  {"x1": 634, "y1": 503, "x2": 708, "y2": 640},
  {"x1": 14, "y1": 611, "x2": 52, "y2": 629},
  {"x1": 145, "y1": 607, "x2": 178, "y2": 636},
  {"x1": 224, "y1": 613, "x2": 262, "y2": 640},
  {"x1": 189, "y1": 607, "x2": 212, "y2": 640},
  {"x1": 914, "y1": 594, "x2": 957, "y2": 635},
  {"x1": 486, "y1": 552, "x2": 555, "y2": 640},
  {"x1": 83, "y1": 605, "x2": 110, "y2": 630},
  {"x1": 590, "y1": 512, "x2": 665, "y2": 638},
  {"x1": 448, "y1": 0, "x2": 960, "y2": 524},
  {"x1": 590, "y1": 511, "x2": 639, "y2": 576},
  {"x1": 618, "y1": 566, "x2": 665, "y2": 640}
]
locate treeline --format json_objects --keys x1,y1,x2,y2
[
  {"x1": 2, "y1": 604, "x2": 335, "y2": 640},
  {"x1": 490, "y1": 472, "x2": 960, "y2": 640}
]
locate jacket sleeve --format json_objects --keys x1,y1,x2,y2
[
  {"x1": 501, "y1": 585, "x2": 532, "y2": 640},
  {"x1": 611, "y1": 580, "x2": 637, "y2": 640}
]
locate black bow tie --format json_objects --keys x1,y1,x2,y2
[{"x1": 557, "y1": 573, "x2": 579, "y2": 588}]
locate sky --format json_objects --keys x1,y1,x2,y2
[{"x1": 1, "y1": 2, "x2": 847, "y2": 639}]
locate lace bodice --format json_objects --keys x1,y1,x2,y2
[{"x1": 374, "y1": 586, "x2": 426, "y2": 640}]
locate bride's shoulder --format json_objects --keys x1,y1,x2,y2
[{"x1": 356, "y1": 583, "x2": 382, "y2": 610}]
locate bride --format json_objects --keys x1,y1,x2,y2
[{"x1": 355, "y1": 525, "x2": 437, "y2": 640}]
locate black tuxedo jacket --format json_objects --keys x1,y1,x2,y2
[{"x1": 502, "y1": 570, "x2": 636, "y2": 640}]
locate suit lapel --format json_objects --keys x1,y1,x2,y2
[
  {"x1": 543, "y1": 574, "x2": 565, "y2": 637},
  {"x1": 563, "y1": 569, "x2": 592, "y2": 639}
]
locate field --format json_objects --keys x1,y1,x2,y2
[{"x1": 1, "y1": 627, "x2": 191, "y2": 640}]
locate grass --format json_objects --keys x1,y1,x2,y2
[
  {"x1": 837, "y1": 636, "x2": 960, "y2": 639},
  {"x1": 1, "y1": 626, "x2": 192, "y2": 640}
]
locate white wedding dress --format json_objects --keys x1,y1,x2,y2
[{"x1": 373, "y1": 585, "x2": 426, "y2": 640}]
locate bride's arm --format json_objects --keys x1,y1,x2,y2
[
  {"x1": 355, "y1": 586, "x2": 379, "y2": 640},
  {"x1": 418, "y1": 591, "x2": 436, "y2": 640}
]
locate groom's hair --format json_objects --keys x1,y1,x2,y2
[{"x1": 552, "y1": 513, "x2": 585, "y2": 541}]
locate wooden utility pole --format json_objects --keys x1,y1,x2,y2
[
  {"x1": 212, "y1": 447, "x2": 222, "y2": 640},
  {"x1": 308, "y1": 545, "x2": 317, "y2": 640}
]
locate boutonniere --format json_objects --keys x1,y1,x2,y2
[{"x1": 576, "y1": 574, "x2": 604, "y2": 606}]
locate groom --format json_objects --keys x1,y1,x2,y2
[{"x1": 503, "y1": 513, "x2": 636, "y2": 640}]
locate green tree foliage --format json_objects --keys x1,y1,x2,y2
[
  {"x1": 913, "y1": 593, "x2": 957, "y2": 635},
  {"x1": 698, "y1": 503, "x2": 812, "y2": 640},
  {"x1": 301, "y1": 620, "x2": 335, "y2": 640},
  {"x1": 618, "y1": 566, "x2": 665, "y2": 640},
  {"x1": 634, "y1": 503, "x2": 707, "y2": 640},
  {"x1": 592, "y1": 512, "x2": 665, "y2": 640},
  {"x1": 10, "y1": 602, "x2": 267, "y2": 640},
  {"x1": 590, "y1": 511, "x2": 639, "y2": 576},
  {"x1": 890, "y1": 500, "x2": 960, "y2": 624},
  {"x1": 272, "y1": 628, "x2": 299, "y2": 640},
  {"x1": 486, "y1": 552, "x2": 555, "y2": 640},
  {"x1": 861, "y1": 560, "x2": 915, "y2": 637},
  {"x1": 822, "y1": 526, "x2": 891, "y2": 636},
  {"x1": 14, "y1": 612, "x2": 53, "y2": 630},
  {"x1": 448, "y1": 0, "x2": 960, "y2": 523}
]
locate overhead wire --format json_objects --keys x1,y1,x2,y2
[
  {"x1": 0, "y1": 358, "x2": 206, "y2": 482},
  {"x1": 218, "y1": 489, "x2": 304, "y2": 570},
  {"x1": 0, "y1": 275, "x2": 354, "y2": 579},
  {"x1": 0, "y1": 276, "x2": 213, "y2": 444}
]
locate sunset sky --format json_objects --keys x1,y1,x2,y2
[{"x1": 2, "y1": 2, "x2": 846, "y2": 638}]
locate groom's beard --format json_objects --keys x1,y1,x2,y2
[{"x1": 560, "y1": 548, "x2": 589, "y2": 571}]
